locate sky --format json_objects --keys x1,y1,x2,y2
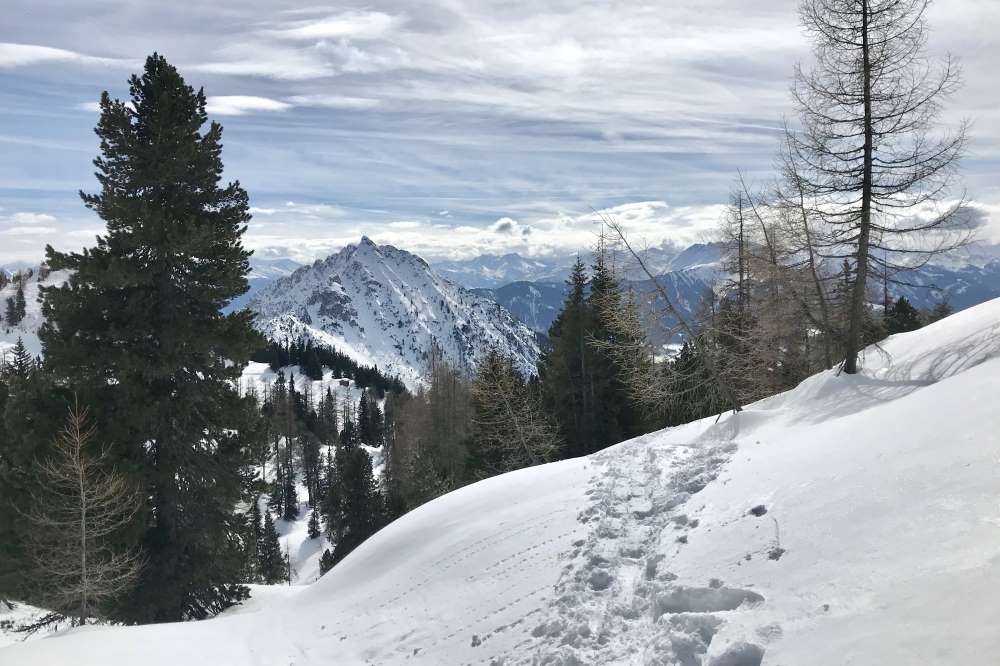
[{"x1": 1, "y1": 0, "x2": 999, "y2": 265}]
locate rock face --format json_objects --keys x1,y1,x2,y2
[{"x1": 248, "y1": 237, "x2": 541, "y2": 388}]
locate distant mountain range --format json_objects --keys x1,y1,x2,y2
[
  {"x1": 466, "y1": 242, "x2": 1000, "y2": 345},
  {"x1": 8, "y1": 239, "x2": 999, "y2": 378},
  {"x1": 236, "y1": 240, "x2": 1000, "y2": 355},
  {"x1": 432, "y1": 242, "x2": 717, "y2": 289}
]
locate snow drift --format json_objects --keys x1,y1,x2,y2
[{"x1": 5, "y1": 297, "x2": 1000, "y2": 665}]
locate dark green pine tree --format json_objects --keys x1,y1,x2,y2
[
  {"x1": 317, "y1": 388, "x2": 338, "y2": 445},
  {"x1": 885, "y1": 296, "x2": 922, "y2": 335},
  {"x1": 585, "y1": 244, "x2": 648, "y2": 451},
  {"x1": 0, "y1": 344, "x2": 66, "y2": 601},
  {"x1": 301, "y1": 341, "x2": 323, "y2": 381},
  {"x1": 281, "y1": 457, "x2": 299, "y2": 521},
  {"x1": 318, "y1": 548, "x2": 336, "y2": 576},
  {"x1": 14, "y1": 287, "x2": 25, "y2": 324},
  {"x1": 357, "y1": 390, "x2": 385, "y2": 447},
  {"x1": 4, "y1": 285, "x2": 25, "y2": 326},
  {"x1": 341, "y1": 418, "x2": 359, "y2": 451},
  {"x1": 8, "y1": 338, "x2": 33, "y2": 379},
  {"x1": 247, "y1": 497, "x2": 263, "y2": 582},
  {"x1": 258, "y1": 510, "x2": 287, "y2": 585},
  {"x1": 538, "y1": 257, "x2": 592, "y2": 458},
  {"x1": 307, "y1": 508, "x2": 322, "y2": 539},
  {"x1": 367, "y1": 397, "x2": 385, "y2": 447},
  {"x1": 301, "y1": 433, "x2": 322, "y2": 507},
  {"x1": 38, "y1": 54, "x2": 262, "y2": 622},
  {"x1": 330, "y1": 445, "x2": 383, "y2": 564},
  {"x1": 357, "y1": 391, "x2": 371, "y2": 444}
]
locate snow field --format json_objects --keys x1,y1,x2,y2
[{"x1": 5, "y1": 297, "x2": 1000, "y2": 665}]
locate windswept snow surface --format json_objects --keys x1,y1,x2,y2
[{"x1": 6, "y1": 299, "x2": 1000, "y2": 665}]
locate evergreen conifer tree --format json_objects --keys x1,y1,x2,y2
[
  {"x1": 538, "y1": 258, "x2": 591, "y2": 457},
  {"x1": 4, "y1": 286, "x2": 25, "y2": 327},
  {"x1": 357, "y1": 392, "x2": 371, "y2": 444},
  {"x1": 301, "y1": 342, "x2": 323, "y2": 381},
  {"x1": 318, "y1": 549, "x2": 336, "y2": 576},
  {"x1": 886, "y1": 296, "x2": 922, "y2": 335},
  {"x1": 9, "y1": 338, "x2": 33, "y2": 379},
  {"x1": 258, "y1": 510, "x2": 287, "y2": 584},
  {"x1": 14, "y1": 286, "x2": 25, "y2": 324},
  {"x1": 38, "y1": 54, "x2": 261, "y2": 622},
  {"x1": 329, "y1": 445, "x2": 383, "y2": 564},
  {"x1": 539, "y1": 246, "x2": 650, "y2": 458},
  {"x1": 307, "y1": 508, "x2": 321, "y2": 539},
  {"x1": 281, "y1": 460, "x2": 299, "y2": 521},
  {"x1": 247, "y1": 497, "x2": 263, "y2": 582}
]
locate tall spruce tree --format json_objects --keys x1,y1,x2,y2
[
  {"x1": 38, "y1": 54, "x2": 261, "y2": 622},
  {"x1": 585, "y1": 244, "x2": 649, "y2": 450},
  {"x1": 247, "y1": 497, "x2": 263, "y2": 582},
  {"x1": 4, "y1": 285, "x2": 25, "y2": 326},
  {"x1": 8, "y1": 338, "x2": 33, "y2": 379},
  {"x1": 538, "y1": 258, "x2": 592, "y2": 457},
  {"x1": 539, "y1": 248, "x2": 650, "y2": 458},
  {"x1": 307, "y1": 508, "x2": 322, "y2": 539},
  {"x1": 258, "y1": 510, "x2": 287, "y2": 585}
]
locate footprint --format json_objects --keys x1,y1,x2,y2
[
  {"x1": 707, "y1": 642, "x2": 764, "y2": 666},
  {"x1": 654, "y1": 586, "x2": 764, "y2": 618}
]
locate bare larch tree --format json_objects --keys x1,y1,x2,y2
[
  {"x1": 23, "y1": 402, "x2": 143, "y2": 625},
  {"x1": 470, "y1": 350, "x2": 560, "y2": 476},
  {"x1": 789, "y1": 0, "x2": 968, "y2": 373}
]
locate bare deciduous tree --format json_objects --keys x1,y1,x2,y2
[
  {"x1": 789, "y1": 0, "x2": 969, "y2": 373},
  {"x1": 22, "y1": 402, "x2": 143, "y2": 625},
  {"x1": 601, "y1": 216, "x2": 744, "y2": 418},
  {"x1": 470, "y1": 350, "x2": 560, "y2": 476}
]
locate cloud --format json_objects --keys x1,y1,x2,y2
[
  {"x1": 285, "y1": 94, "x2": 380, "y2": 110},
  {"x1": 0, "y1": 42, "x2": 132, "y2": 69},
  {"x1": 5, "y1": 212, "x2": 57, "y2": 225},
  {"x1": 1, "y1": 0, "x2": 997, "y2": 267},
  {"x1": 236, "y1": 199, "x2": 729, "y2": 264},
  {"x1": 280, "y1": 201, "x2": 348, "y2": 218},
  {"x1": 269, "y1": 11, "x2": 403, "y2": 41},
  {"x1": 490, "y1": 217, "x2": 517, "y2": 234},
  {"x1": 205, "y1": 96, "x2": 293, "y2": 116},
  {"x1": 489, "y1": 217, "x2": 532, "y2": 237},
  {"x1": 190, "y1": 44, "x2": 334, "y2": 80}
]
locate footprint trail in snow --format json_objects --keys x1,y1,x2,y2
[{"x1": 503, "y1": 435, "x2": 769, "y2": 666}]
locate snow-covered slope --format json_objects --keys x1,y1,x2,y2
[
  {"x1": 0, "y1": 269, "x2": 69, "y2": 359},
  {"x1": 6, "y1": 298, "x2": 1000, "y2": 665},
  {"x1": 248, "y1": 237, "x2": 541, "y2": 387}
]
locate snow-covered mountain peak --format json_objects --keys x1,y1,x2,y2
[{"x1": 248, "y1": 238, "x2": 540, "y2": 388}]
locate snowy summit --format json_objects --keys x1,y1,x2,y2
[{"x1": 248, "y1": 237, "x2": 541, "y2": 388}]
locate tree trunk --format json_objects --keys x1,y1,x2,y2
[{"x1": 843, "y1": 0, "x2": 874, "y2": 375}]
